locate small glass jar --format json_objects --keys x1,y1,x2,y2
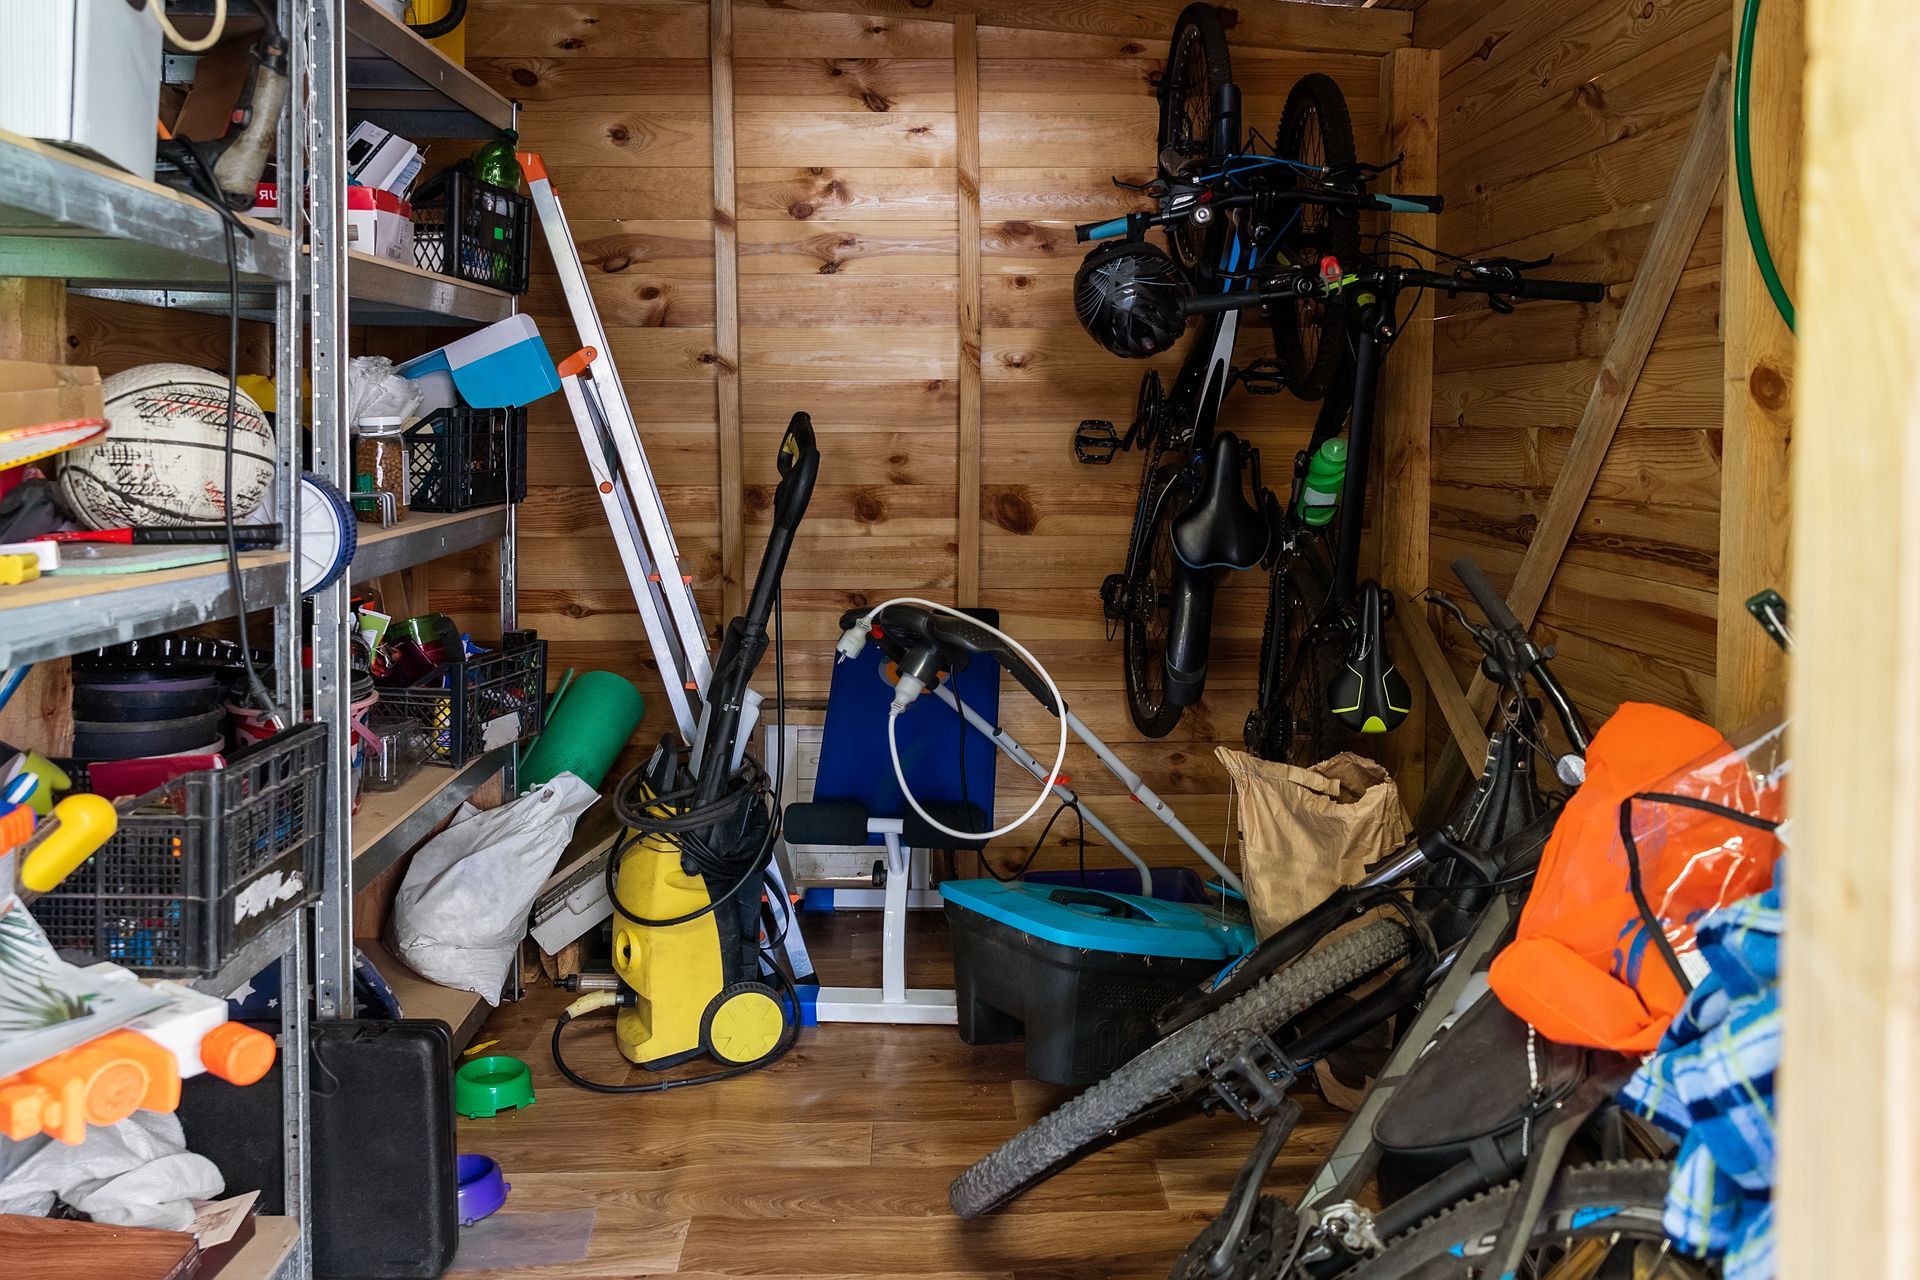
[{"x1": 353, "y1": 415, "x2": 410, "y2": 525}]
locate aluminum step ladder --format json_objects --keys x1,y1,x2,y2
[{"x1": 522, "y1": 152, "x2": 816, "y2": 987}]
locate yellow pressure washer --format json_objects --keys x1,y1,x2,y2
[{"x1": 553, "y1": 414, "x2": 819, "y2": 1091}]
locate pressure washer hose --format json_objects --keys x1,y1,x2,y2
[{"x1": 1735, "y1": 0, "x2": 1795, "y2": 331}]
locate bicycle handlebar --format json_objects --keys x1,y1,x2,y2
[
  {"x1": 1450, "y1": 556, "x2": 1522, "y2": 635},
  {"x1": 1177, "y1": 263, "x2": 1606, "y2": 315},
  {"x1": 1073, "y1": 187, "x2": 1446, "y2": 243}
]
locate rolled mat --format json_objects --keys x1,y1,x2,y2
[{"x1": 517, "y1": 670, "x2": 645, "y2": 792}]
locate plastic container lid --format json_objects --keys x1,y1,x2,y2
[
  {"x1": 201, "y1": 1022, "x2": 278, "y2": 1087},
  {"x1": 356, "y1": 415, "x2": 407, "y2": 435}
]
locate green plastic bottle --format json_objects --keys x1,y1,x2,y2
[
  {"x1": 473, "y1": 129, "x2": 523, "y2": 191},
  {"x1": 1296, "y1": 438, "x2": 1348, "y2": 527}
]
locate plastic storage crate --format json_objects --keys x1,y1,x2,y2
[
  {"x1": 33, "y1": 725, "x2": 329, "y2": 979},
  {"x1": 376, "y1": 635, "x2": 547, "y2": 767},
  {"x1": 403, "y1": 405, "x2": 527, "y2": 513},
  {"x1": 410, "y1": 168, "x2": 531, "y2": 294}
]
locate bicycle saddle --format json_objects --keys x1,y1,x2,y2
[
  {"x1": 1173, "y1": 433, "x2": 1270, "y2": 571},
  {"x1": 1328, "y1": 581, "x2": 1412, "y2": 733}
]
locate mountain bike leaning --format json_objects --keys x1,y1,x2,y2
[
  {"x1": 1070, "y1": 3, "x2": 1441, "y2": 744},
  {"x1": 948, "y1": 556, "x2": 1596, "y2": 1222}
]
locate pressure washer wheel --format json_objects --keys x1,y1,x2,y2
[{"x1": 700, "y1": 982, "x2": 788, "y2": 1066}]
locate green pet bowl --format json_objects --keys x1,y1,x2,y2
[{"x1": 455, "y1": 1055, "x2": 536, "y2": 1119}]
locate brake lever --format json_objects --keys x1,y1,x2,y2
[{"x1": 1111, "y1": 174, "x2": 1165, "y2": 195}]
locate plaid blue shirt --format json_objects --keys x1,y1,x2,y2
[{"x1": 1619, "y1": 868, "x2": 1783, "y2": 1280}]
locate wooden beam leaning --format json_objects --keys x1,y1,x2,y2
[
  {"x1": 1376, "y1": 46, "x2": 1440, "y2": 799},
  {"x1": 712, "y1": 0, "x2": 746, "y2": 622},
  {"x1": 1415, "y1": 59, "x2": 1731, "y2": 822},
  {"x1": 955, "y1": 15, "x2": 983, "y2": 609}
]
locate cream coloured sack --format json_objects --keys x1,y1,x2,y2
[{"x1": 1216, "y1": 749, "x2": 1408, "y2": 937}]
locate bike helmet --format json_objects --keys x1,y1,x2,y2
[{"x1": 1074, "y1": 240, "x2": 1189, "y2": 358}]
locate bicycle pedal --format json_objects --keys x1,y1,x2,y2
[
  {"x1": 1100, "y1": 572, "x2": 1129, "y2": 623},
  {"x1": 1233, "y1": 360, "x2": 1288, "y2": 397},
  {"x1": 1075, "y1": 420, "x2": 1122, "y2": 464},
  {"x1": 1202, "y1": 1031, "x2": 1305, "y2": 1123}
]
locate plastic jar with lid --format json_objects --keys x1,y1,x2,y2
[{"x1": 353, "y1": 415, "x2": 410, "y2": 524}]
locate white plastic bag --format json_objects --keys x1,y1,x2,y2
[
  {"x1": 0, "y1": 1111, "x2": 222, "y2": 1230},
  {"x1": 390, "y1": 774, "x2": 598, "y2": 1003}
]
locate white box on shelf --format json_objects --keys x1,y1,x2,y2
[
  {"x1": 0, "y1": 0, "x2": 164, "y2": 180},
  {"x1": 346, "y1": 187, "x2": 416, "y2": 263}
]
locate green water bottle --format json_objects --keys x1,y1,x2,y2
[
  {"x1": 1296, "y1": 438, "x2": 1348, "y2": 527},
  {"x1": 473, "y1": 129, "x2": 522, "y2": 191}
]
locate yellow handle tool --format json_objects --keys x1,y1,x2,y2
[{"x1": 19, "y1": 794, "x2": 118, "y2": 894}]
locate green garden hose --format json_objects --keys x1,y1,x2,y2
[{"x1": 1735, "y1": 0, "x2": 1796, "y2": 332}]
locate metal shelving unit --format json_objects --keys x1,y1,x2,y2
[{"x1": 0, "y1": 5, "x2": 520, "y2": 1276}]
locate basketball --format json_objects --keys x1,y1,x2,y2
[{"x1": 58, "y1": 363, "x2": 275, "y2": 530}]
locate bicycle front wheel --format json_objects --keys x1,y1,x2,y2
[
  {"x1": 949, "y1": 918, "x2": 1409, "y2": 1219},
  {"x1": 1337, "y1": 1161, "x2": 1707, "y2": 1280}
]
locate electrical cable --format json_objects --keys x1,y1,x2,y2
[
  {"x1": 847, "y1": 597, "x2": 1066, "y2": 843},
  {"x1": 149, "y1": 0, "x2": 229, "y2": 53},
  {"x1": 1735, "y1": 0, "x2": 1795, "y2": 332},
  {"x1": 405, "y1": 0, "x2": 469, "y2": 41}
]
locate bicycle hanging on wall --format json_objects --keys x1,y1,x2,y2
[{"x1": 1071, "y1": 3, "x2": 1604, "y2": 765}]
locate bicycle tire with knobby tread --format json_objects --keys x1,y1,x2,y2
[
  {"x1": 1273, "y1": 73, "x2": 1360, "y2": 402},
  {"x1": 948, "y1": 918, "x2": 1410, "y2": 1219},
  {"x1": 1336, "y1": 1161, "x2": 1699, "y2": 1280}
]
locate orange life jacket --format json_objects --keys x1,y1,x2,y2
[{"x1": 1488, "y1": 703, "x2": 1782, "y2": 1052}]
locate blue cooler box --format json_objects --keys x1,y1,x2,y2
[{"x1": 941, "y1": 878, "x2": 1253, "y2": 1085}]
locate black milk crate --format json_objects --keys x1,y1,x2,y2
[
  {"x1": 34, "y1": 725, "x2": 328, "y2": 979},
  {"x1": 404, "y1": 405, "x2": 527, "y2": 514},
  {"x1": 376, "y1": 635, "x2": 547, "y2": 767},
  {"x1": 410, "y1": 168, "x2": 531, "y2": 294}
]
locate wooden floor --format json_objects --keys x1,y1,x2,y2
[{"x1": 457, "y1": 913, "x2": 1346, "y2": 1279}]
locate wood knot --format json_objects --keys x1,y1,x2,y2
[
  {"x1": 745, "y1": 486, "x2": 772, "y2": 515},
  {"x1": 608, "y1": 125, "x2": 631, "y2": 144},
  {"x1": 557, "y1": 37, "x2": 586, "y2": 50},
  {"x1": 601, "y1": 254, "x2": 632, "y2": 273},
  {"x1": 1472, "y1": 34, "x2": 1500, "y2": 63},
  {"x1": 817, "y1": 261, "x2": 841, "y2": 275},
  {"x1": 829, "y1": 66, "x2": 844, "y2": 77},
  {"x1": 639, "y1": 286, "x2": 661, "y2": 300},
  {"x1": 1121, "y1": 42, "x2": 1144, "y2": 54},
  {"x1": 862, "y1": 91, "x2": 892, "y2": 113},
  {"x1": 989, "y1": 488, "x2": 1038, "y2": 535},
  {"x1": 1749, "y1": 362, "x2": 1789, "y2": 411},
  {"x1": 888, "y1": 453, "x2": 908, "y2": 466},
  {"x1": 511, "y1": 67, "x2": 539, "y2": 87},
  {"x1": 790, "y1": 201, "x2": 816, "y2": 219},
  {"x1": 1573, "y1": 81, "x2": 1607, "y2": 110},
  {"x1": 1001, "y1": 352, "x2": 1029, "y2": 371},
  {"x1": 867, "y1": 23, "x2": 887, "y2": 34},
  {"x1": 808, "y1": 166, "x2": 826, "y2": 176},
  {"x1": 852, "y1": 490, "x2": 886, "y2": 523},
  {"x1": 1010, "y1": 275, "x2": 1031, "y2": 289},
  {"x1": 907, "y1": 125, "x2": 931, "y2": 136}
]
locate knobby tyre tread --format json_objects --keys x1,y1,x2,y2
[
  {"x1": 1336, "y1": 1161, "x2": 1689, "y2": 1280},
  {"x1": 949, "y1": 918, "x2": 1410, "y2": 1218}
]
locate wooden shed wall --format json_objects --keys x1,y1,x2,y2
[
  {"x1": 459, "y1": 0, "x2": 1411, "y2": 873},
  {"x1": 1410, "y1": 0, "x2": 1734, "y2": 740}
]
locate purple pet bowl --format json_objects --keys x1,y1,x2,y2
[{"x1": 456, "y1": 1154, "x2": 510, "y2": 1226}]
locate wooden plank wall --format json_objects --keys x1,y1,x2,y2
[
  {"x1": 1409, "y1": 0, "x2": 1732, "y2": 748},
  {"x1": 462, "y1": 0, "x2": 1410, "y2": 873}
]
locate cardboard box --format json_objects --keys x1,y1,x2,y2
[
  {"x1": 0, "y1": 360, "x2": 105, "y2": 434},
  {"x1": 346, "y1": 187, "x2": 415, "y2": 264}
]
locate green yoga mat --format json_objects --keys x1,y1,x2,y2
[{"x1": 518, "y1": 670, "x2": 645, "y2": 792}]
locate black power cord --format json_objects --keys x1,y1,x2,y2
[{"x1": 163, "y1": 139, "x2": 283, "y2": 729}]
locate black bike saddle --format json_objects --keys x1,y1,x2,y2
[
  {"x1": 1328, "y1": 580, "x2": 1412, "y2": 734},
  {"x1": 1173, "y1": 433, "x2": 1270, "y2": 571}
]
